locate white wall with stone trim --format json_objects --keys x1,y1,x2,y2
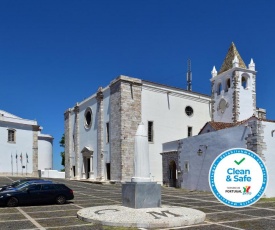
[
  {"x1": 78, "y1": 98, "x2": 98, "y2": 179},
  {"x1": 0, "y1": 110, "x2": 53, "y2": 176},
  {"x1": 65, "y1": 76, "x2": 211, "y2": 183},
  {"x1": 237, "y1": 71, "x2": 256, "y2": 121},
  {"x1": 142, "y1": 81, "x2": 211, "y2": 183},
  {"x1": 66, "y1": 86, "x2": 111, "y2": 181},
  {"x1": 163, "y1": 125, "x2": 251, "y2": 191}
]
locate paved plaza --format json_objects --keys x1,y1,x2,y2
[{"x1": 0, "y1": 177, "x2": 275, "y2": 229}]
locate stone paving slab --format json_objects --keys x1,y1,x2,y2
[
  {"x1": 206, "y1": 212, "x2": 254, "y2": 222},
  {"x1": 77, "y1": 205, "x2": 205, "y2": 228},
  {"x1": 0, "y1": 220, "x2": 37, "y2": 230},
  {"x1": 236, "y1": 209, "x2": 275, "y2": 217},
  {"x1": 222, "y1": 218, "x2": 275, "y2": 230}
]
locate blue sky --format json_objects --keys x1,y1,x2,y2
[{"x1": 1, "y1": 1, "x2": 275, "y2": 170}]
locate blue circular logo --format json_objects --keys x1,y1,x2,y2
[{"x1": 209, "y1": 148, "x2": 268, "y2": 208}]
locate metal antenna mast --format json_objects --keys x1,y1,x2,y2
[{"x1": 187, "y1": 59, "x2": 192, "y2": 91}]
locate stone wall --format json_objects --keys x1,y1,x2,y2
[
  {"x1": 246, "y1": 119, "x2": 267, "y2": 161},
  {"x1": 232, "y1": 71, "x2": 240, "y2": 122},
  {"x1": 110, "y1": 76, "x2": 142, "y2": 182},
  {"x1": 73, "y1": 105, "x2": 80, "y2": 179},
  {"x1": 96, "y1": 87, "x2": 104, "y2": 180},
  {"x1": 64, "y1": 109, "x2": 72, "y2": 179},
  {"x1": 161, "y1": 151, "x2": 180, "y2": 187},
  {"x1": 32, "y1": 125, "x2": 39, "y2": 177},
  {"x1": 211, "y1": 80, "x2": 215, "y2": 121}
]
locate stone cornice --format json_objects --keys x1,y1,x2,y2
[
  {"x1": 96, "y1": 87, "x2": 104, "y2": 101},
  {"x1": 160, "y1": 151, "x2": 178, "y2": 155},
  {"x1": 110, "y1": 75, "x2": 142, "y2": 87},
  {"x1": 73, "y1": 104, "x2": 80, "y2": 113},
  {"x1": 64, "y1": 109, "x2": 71, "y2": 120},
  {"x1": 211, "y1": 67, "x2": 257, "y2": 82}
]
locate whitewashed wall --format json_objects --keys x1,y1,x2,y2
[
  {"x1": 142, "y1": 82, "x2": 211, "y2": 183},
  {"x1": 212, "y1": 70, "x2": 235, "y2": 122},
  {"x1": 38, "y1": 134, "x2": 53, "y2": 170},
  {"x1": 262, "y1": 121, "x2": 275, "y2": 197},
  {"x1": 41, "y1": 170, "x2": 65, "y2": 178},
  {"x1": 178, "y1": 125, "x2": 251, "y2": 191},
  {"x1": 78, "y1": 95, "x2": 98, "y2": 179},
  {"x1": 238, "y1": 71, "x2": 255, "y2": 121},
  {"x1": 0, "y1": 122, "x2": 34, "y2": 175},
  {"x1": 75, "y1": 86, "x2": 110, "y2": 180}
]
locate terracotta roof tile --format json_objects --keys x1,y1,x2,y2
[{"x1": 204, "y1": 116, "x2": 275, "y2": 133}]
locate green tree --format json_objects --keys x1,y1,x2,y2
[{"x1": 60, "y1": 134, "x2": 65, "y2": 170}]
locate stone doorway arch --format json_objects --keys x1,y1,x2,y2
[
  {"x1": 81, "y1": 146, "x2": 94, "y2": 180},
  {"x1": 169, "y1": 160, "x2": 177, "y2": 187}
]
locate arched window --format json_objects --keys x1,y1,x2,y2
[
  {"x1": 242, "y1": 76, "x2": 247, "y2": 89},
  {"x1": 217, "y1": 83, "x2": 222, "y2": 95},
  {"x1": 84, "y1": 107, "x2": 93, "y2": 129}
]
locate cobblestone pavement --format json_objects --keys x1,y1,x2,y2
[{"x1": 0, "y1": 177, "x2": 275, "y2": 230}]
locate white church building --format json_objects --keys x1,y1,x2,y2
[
  {"x1": 64, "y1": 76, "x2": 211, "y2": 183},
  {"x1": 0, "y1": 110, "x2": 53, "y2": 177},
  {"x1": 161, "y1": 43, "x2": 275, "y2": 197}
]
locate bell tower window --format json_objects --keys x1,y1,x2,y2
[
  {"x1": 242, "y1": 76, "x2": 247, "y2": 89},
  {"x1": 225, "y1": 78, "x2": 231, "y2": 92},
  {"x1": 217, "y1": 83, "x2": 222, "y2": 95}
]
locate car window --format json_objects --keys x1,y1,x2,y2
[
  {"x1": 11, "y1": 180, "x2": 20, "y2": 186},
  {"x1": 54, "y1": 184, "x2": 67, "y2": 190},
  {"x1": 28, "y1": 184, "x2": 41, "y2": 191},
  {"x1": 41, "y1": 184, "x2": 55, "y2": 190},
  {"x1": 16, "y1": 182, "x2": 29, "y2": 189}
]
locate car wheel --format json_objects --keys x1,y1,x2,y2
[
  {"x1": 56, "y1": 195, "x2": 66, "y2": 205},
  {"x1": 7, "y1": 197, "x2": 18, "y2": 207}
]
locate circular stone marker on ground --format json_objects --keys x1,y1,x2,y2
[{"x1": 77, "y1": 205, "x2": 205, "y2": 229}]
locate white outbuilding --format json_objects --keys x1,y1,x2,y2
[{"x1": 0, "y1": 110, "x2": 53, "y2": 176}]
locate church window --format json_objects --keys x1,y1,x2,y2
[
  {"x1": 184, "y1": 161, "x2": 189, "y2": 172},
  {"x1": 217, "y1": 83, "x2": 222, "y2": 95},
  {"x1": 84, "y1": 107, "x2": 93, "y2": 129},
  {"x1": 106, "y1": 122, "x2": 110, "y2": 143},
  {"x1": 148, "y1": 121, "x2": 154, "y2": 142},
  {"x1": 8, "y1": 129, "x2": 16, "y2": 143},
  {"x1": 185, "y1": 106, "x2": 193, "y2": 116},
  {"x1": 242, "y1": 76, "x2": 247, "y2": 89},
  {"x1": 188, "y1": 126, "x2": 193, "y2": 137}
]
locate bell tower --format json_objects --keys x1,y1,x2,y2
[{"x1": 211, "y1": 42, "x2": 256, "y2": 123}]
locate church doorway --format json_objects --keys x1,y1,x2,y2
[
  {"x1": 86, "y1": 157, "x2": 91, "y2": 179},
  {"x1": 81, "y1": 146, "x2": 94, "y2": 180},
  {"x1": 106, "y1": 163, "x2": 111, "y2": 180},
  {"x1": 169, "y1": 160, "x2": 177, "y2": 187},
  {"x1": 72, "y1": 166, "x2": 75, "y2": 177}
]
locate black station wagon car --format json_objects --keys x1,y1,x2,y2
[
  {"x1": 0, "y1": 179, "x2": 52, "y2": 192},
  {"x1": 0, "y1": 178, "x2": 42, "y2": 191},
  {"x1": 0, "y1": 182, "x2": 74, "y2": 207}
]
